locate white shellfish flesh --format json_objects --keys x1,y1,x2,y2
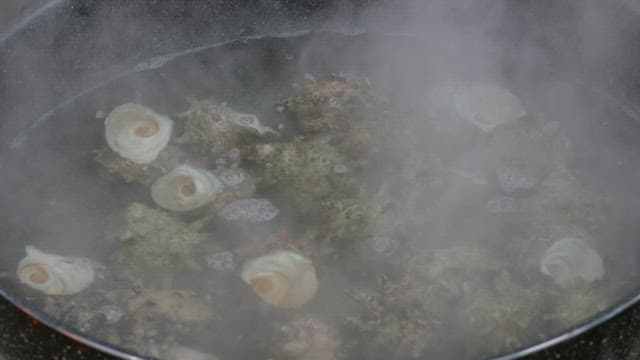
[
  {"x1": 240, "y1": 250, "x2": 318, "y2": 308},
  {"x1": 16, "y1": 246, "x2": 95, "y2": 295},
  {"x1": 104, "y1": 103, "x2": 173, "y2": 164},
  {"x1": 540, "y1": 237, "x2": 604, "y2": 287},
  {"x1": 151, "y1": 164, "x2": 223, "y2": 212}
]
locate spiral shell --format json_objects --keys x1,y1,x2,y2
[
  {"x1": 16, "y1": 246, "x2": 95, "y2": 295},
  {"x1": 105, "y1": 103, "x2": 173, "y2": 164},
  {"x1": 240, "y1": 251, "x2": 318, "y2": 308},
  {"x1": 151, "y1": 164, "x2": 223, "y2": 212},
  {"x1": 540, "y1": 237, "x2": 604, "y2": 287}
]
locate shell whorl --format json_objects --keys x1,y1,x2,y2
[
  {"x1": 104, "y1": 103, "x2": 173, "y2": 164},
  {"x1": 240, "y1": 251, "x2": 318, "y2": 308},
  {"x1": 17, "y1": 246, "x2": 95, "y2": 295},
  {"x1": 540, "y1": 237, "x2": 604, "y2": 287},
  {"x1": 151, "y1": 164, "x2": 223, "y2": 212}
]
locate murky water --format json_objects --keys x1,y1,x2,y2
[{"x1": 1, "y1": 31, "x2": 640, "y2": 360}]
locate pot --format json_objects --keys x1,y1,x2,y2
[{"x1": 1, "y1": 1, "x2": 640, "y2": 359}]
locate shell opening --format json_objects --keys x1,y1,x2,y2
[
  {"x1": 251, "y1": 276, "x2": 275, "y2": 294},
  {"x1": 178, "y1": 177, "x2": 197, "y2": 197},
  {"x1": 547, "y1": 262, "x2": 568, "y2": 283},
  {"x1": 25, "y1": 264, "x2": 49, "y2": 284},
  {"x1": 133, "y1": 119, "x2": 160, "y2": 138}
]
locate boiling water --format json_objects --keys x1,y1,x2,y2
[{"x1": 1, "y1": 32, "x2": 640, "y2": 360}]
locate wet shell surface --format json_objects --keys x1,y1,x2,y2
[
  {"x1": 452, "y1": 83, "x2": 526, "y2": 132},
  {"x1": 151, "y1": 164, "x2": 223, "y2": 212},
  {"x1": 240, "y1": 250, "x2": 318, "y2": 308},
  {"x1": 16, "y1": 246, "x2": 95, "y2": 295},
  {"x1": 105, "y1": 103, "x2": 173, "y2": 164},
  {"x1": 540, "y1": 237, "x2": 604, "y2": 287}
]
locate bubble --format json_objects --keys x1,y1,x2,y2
[
  {"x1": 234, "y1": 114, "x2": 260, "y2": 127},
  {"x1": 205, "y1": 251, "x2": 235, "y2": 272},
  {"x1": 97, "y1": 305, "x2": 124, "y2": 325},
  {"x1": 220, "y1": 198, "x2": 279, "y2": 222},
  {"x1": 78, "y1": 305, "x2": 123, "y2": 332},
  {"x1": 333, "y1": 164, "x2": 349, "y2": 174},
  {"x1": 496, "y1": 166, "x2": 538, "y2": 193},
  {"x1": 219, "y1": 169, "x2": 246, "y2": 187},
  {"x1": 369, "y1": 236, "x2": 398, "y2": 256}
]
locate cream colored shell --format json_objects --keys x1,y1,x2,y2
[
  {"x1": 540, "y1": 237, "x2": 604, "y2": 287},
  {"x1": 151, "y1": 164, "x2": 223, "y2": 212},
  {"x1": 452, "y1": 83, "x2": 526, "y2": 132},
  {"x1": 104, "y1": 103, "x2": 173, "y2": 164},
  {"x1": 240, "y1": 250, "x2": 318, "y2": 308},
  {"x1": 426, "y1": 82, "x2": 526, "y2": 132},
  {"x1": 16, "y1": 246, "x2": 95, "y2": 295}
]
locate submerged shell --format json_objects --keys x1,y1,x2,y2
[
  {"x1": 151, "y1": 164, "x2": 223, "y2": 212},
  {"x1": 540, "y1": 237, "x2": 604, "y2": 287},
  {"x1": 105, "y1": 103, "x2": 173, "y2": 164},
  {"x1": 453, "y1": 83, "x2": 526, "y2": 132},
  {"x1": 240, "y1": 250, "x2": 318, "y2": 308},
  {"x1": 17, "y1": 246, "x2": 95, "y2": 295}
]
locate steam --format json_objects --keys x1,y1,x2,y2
[{"x1": 1, "y1": 0, "x2": 639, "y2": 359}]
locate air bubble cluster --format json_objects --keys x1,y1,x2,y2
[
  {"x1": 369, "y1": 236, "x2": 398, "y2": 256},
  {"x1": 205, "y1": 251, "x2": 235, "y2": 272},
  {"x1": 218, "y1": 169, "x2": 246, "y2": 187},
  {"x1": 220, "y1": 198, "x2": 279, "y2": 222}
]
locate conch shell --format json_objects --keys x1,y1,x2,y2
[
  {"x1": 151, "y1": 164, "x2": 223, "y2": 212},
  {"x1": 540, "y1": 237, "x2": 604, "y2": 287},
  {"x1": 105, "y1": 103, "x2": 173, "y2": 164},
  {"x1": 16, "y1": 246, "x2": 95, "y2": 295},
  {"x1": 240, "y1": 251, "x2": 318, "y2": 308}
]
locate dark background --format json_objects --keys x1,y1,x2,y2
[{"x1": 0, "y1": 0, "x2": 32, "y2": 26}]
